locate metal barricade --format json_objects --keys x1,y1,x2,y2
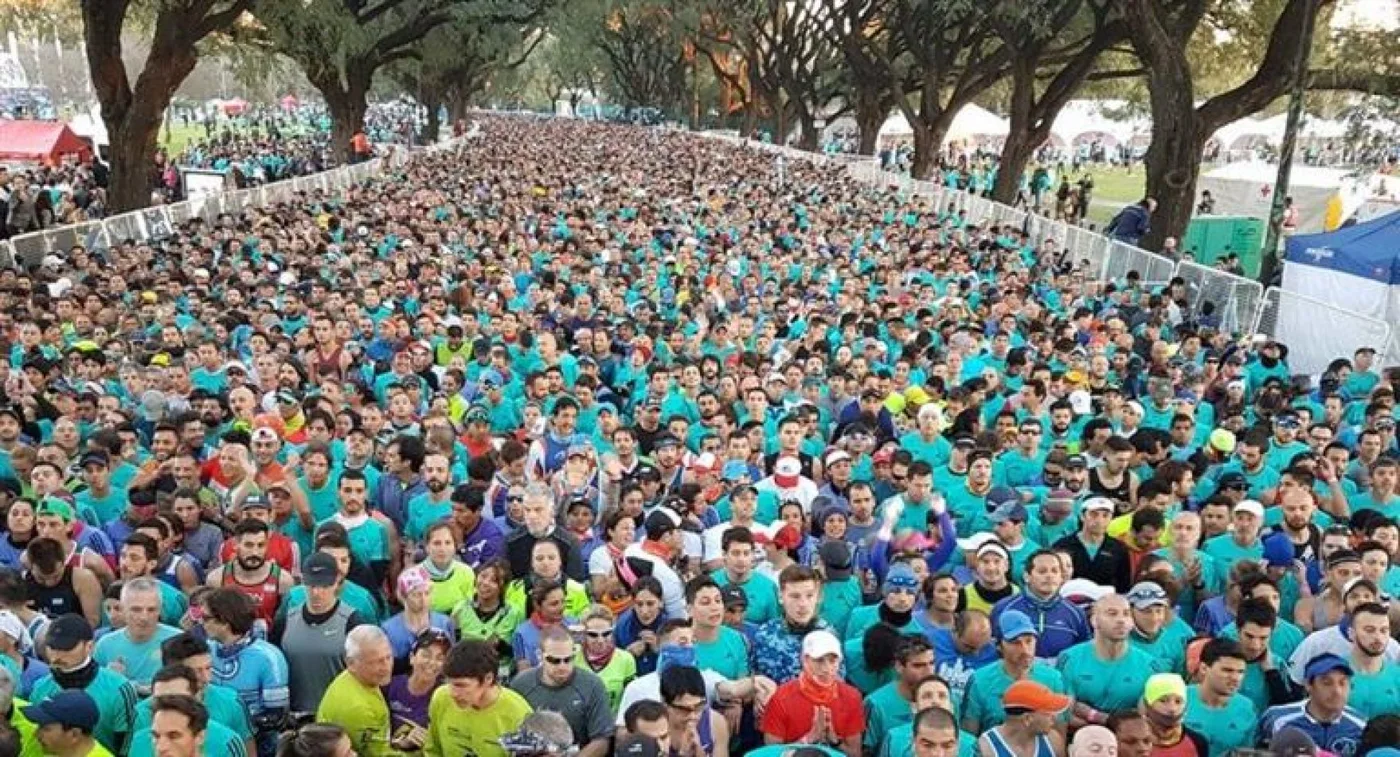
[
  {"x1": 1253, "y1": 286, "x2": 1393, "y2": 376},
  {"x1": 1103, "y1": 241, "x2": 1176, "y2": 289},
  {"x1": 1174, "y1": 260, "x2": 1264, "y2": 336}
]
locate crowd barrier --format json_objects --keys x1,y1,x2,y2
[
  {"x1": 698, "y1": 132, "x2": 1384, "y2": 366},
  {"x1": 0, "y1": 126, "x2": 479, "y2": 271}
]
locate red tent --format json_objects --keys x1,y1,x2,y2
[{"x1": 0, "y1": 121, "x2": 93, "y2": 165}]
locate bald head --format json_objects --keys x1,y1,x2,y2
[{"x1": 1092, "y1": 593, "x2": 1132, "y2": 642}]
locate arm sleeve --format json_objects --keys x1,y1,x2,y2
[{"x1": 927, "y1": 512, "x2": 957, "y2": 572}]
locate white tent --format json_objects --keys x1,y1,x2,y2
[
  {"x1": 878, "y1": 105, "x2": 1009, "y2": 145},
  {"x1": 1052, "y1": 100, "x2": 1141, "y2": 147},
  {"x1": 1197, "y1": 162, "x2": 1371, "y2": 233}
]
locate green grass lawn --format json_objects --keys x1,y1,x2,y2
[{"x1": 160, "y1": 122, "x2": 208, "y2": 156}]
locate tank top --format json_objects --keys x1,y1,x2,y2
[
  {"x1": 1089, "y1": 467, "x2": 1133, "y2": 512},
  {"x1": 221, "y1": 563, "x2": 284, "y2": 623},
  {"x1": 985, "y1": 728, "x2": 1055, "y2": 757},
  {"x1": 25, "y1": 566, "x2": 83, "y2": 619},
  {"x1": 313, "y1": 346, "x2": 345, "y2": 383},
  {"x1": 669, "y1": 709, "x2": 714, "y2": 757}
]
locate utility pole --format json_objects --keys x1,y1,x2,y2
[{"x1": 1259, "y1": 0, "x2": 1318, "y2": 285}]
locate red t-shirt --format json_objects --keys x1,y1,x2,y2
[{"x1": 760, "y1": 679, "x2": 865, "y2": 744}]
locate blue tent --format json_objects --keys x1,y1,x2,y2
[
  {"x1": 1279, "y1": 210, "x2": 1400, "y2": 375},
  {"x1": 1284, "y1": 210, "x2": 1400, "y2": 284}
]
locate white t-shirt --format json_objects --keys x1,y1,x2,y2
[
  {"x1": 615, "y1": 669, "x2": 728, "y2": 725},
  {"x1": 622, "y1": 543, "x2": 687, "y2": 619}
]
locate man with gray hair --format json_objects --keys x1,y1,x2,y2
[
  {"x1": 505, "y1": 482, "x2": 586, "y2": 582},
  {"x1": 499, "y1": 710, "x2": 578, "y2": 756},
  {"x1": 317, "y1": 625, "x2": 398, "y2": 756},
  {"x1": 93, "y1": 577, "x2": 180, "y2": 690}
]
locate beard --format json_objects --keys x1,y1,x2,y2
[
  {"x1": 427, "y1": 479, "x2": 448, "y2": 493},
  {"x1": 238, "y1": 555, "x2": 266, "y2": 571}
]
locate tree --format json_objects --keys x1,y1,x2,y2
[
  {"x1": 589, "y1": 0, "x2": 690, "y2": 113},
  {"x1": 257, "y1": 0, "x2": 544, "y2": 160},
  {"x1": 984, "y1": 1, "x2": 1125, "y2": 203},
  {"x1": 821, "y1": 0, "x2": 902, "y2": 155},
  {"x1": 1120, "y1": 0, "x2": 1400, "y2": 251},
  {"x1": 80, "y1": 0, "x2": 255, "y2": 213},
  {"x1": 700, "y1": 0, "x2": 847, "y2": 150},
  {"x1": 857, "y1": 0, "x2": 1014, "y2": 179}
]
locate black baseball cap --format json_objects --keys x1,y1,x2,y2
[
  {"x1": 44, "y1": 613, "x2": 94, "y2": 652},
  {"x1": 720, "y1": 584, "x2": 748, "y2": 609},
  {"x1": 302, "y1": 552, "x2": 339, "y2": 587}
]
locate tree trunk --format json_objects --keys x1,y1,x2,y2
[
  {"x1": 1140, "y1": 63, "x2": 1203, "y2": 250},
  {"x1": 423, "y1": 98, "x2": 442, "y2": 144},
  {"x1": 854, "y1": 89, "x2": 886, "y2": 156},
  {"x1": 316, "y1": 71, "x2": 370, "y2": 163},
  {"x1": 992, "y1": 61, "x2": 1042, "y2": 205},
  {"x1": 796, "y1": 110, "x2": 819, "y2": 151},
  {"x1": 910, "y1": 122, "x2": 936, "y2": 179},
  {"x1": 107, "y1": 110, "x2": 165, "y2": 213}
]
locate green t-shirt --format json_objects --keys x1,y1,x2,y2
[
  {"x1": 962, "y1": 661, "x2": 1066, "y2": 732},
  {"x1": 1055, "y1": 642, "x2": 1156, "y2": 713},
  {"x1": 425, "y1": 686, "x2": 532, "y2": 757},
  {"x1": 572, "y1": 648, "x2": 637, "y2": 713},
  {"x1": 1183, "y1": 684, "x2": 1258, "y2": 757},
  {"x1": 317, "y1": 671, "x2": 394, "y2": 757},
  {"x1": 694, "y1": 626, "x2": 750, "y2": 681},
  {"x1": 711, "y1": 570, "x2": 781, "y2": 625}
]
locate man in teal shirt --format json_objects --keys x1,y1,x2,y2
[
  {"x1": 963, "y1": 610, "x2": 1067, "y2": 734},
  {"x1": 864, "y1": 635, "x2": 935, "y2": 754},
  {"x1": 1184, "y1": 638, "x2": 1258, "y2": 757},
  {"x1": 1201, "y1": 499, "x2": 1265, "y2": 566},
  {"x1": 1057, "y1": 593, "x2": 1156, "y2": 720}
]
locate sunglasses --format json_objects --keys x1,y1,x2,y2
[
  {"x1": 543, "y1": 655, "x2": 572, "y2": 665},
  {"x1": 584, "y1": 630, "x2": 612, "y2": 639},
  {"x1": 508, "y1": 495, "x2": 524, "y2": 502}
]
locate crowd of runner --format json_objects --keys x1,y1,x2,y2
[{"x1": 0, "y1": 113, "x2": 1397, "y2": 757}]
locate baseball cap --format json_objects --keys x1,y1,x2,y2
[
  {"x1": 1003, "y1": 680, "x2": 1071, "y2": 714},
  {"x1": 1234, "y1": 499, "x2": 1264, "y2": 519},
  {"x1": 1143, "y1": 673, "x2": 1187, "y2": 705},
  {"x1": 768, "y1": 523, "x2": 802, "y2": 551},
  {"x1": 986, "y1": 486, "x2": 1019, "y2": 509},
  {"x1": 35, "y1": 497, "x2": 75, "y2": 523},
  {"x1": 275, "y1": 388, "x2": 300, "y2": 405},
  {"x1": 819, "y1": 540, "x2": 854, "y2": 581},
  {"x1": 722, "y1": 460, "x2": 751, "y2": 481},
  {"x1": 241, "y1": 493, "x2": 271, "y2": 511},
  {"x1": 302, "y1": 552, "x2": 340, "y2": 588},
  {"x1": 251, "y1": 426, "x2": 280, "y2": 444},
  {"x1": 801, "y1": 630, "x2": 843, "y2": 660},
  {"x1": 988, "y1": 501, "x2": 1028, "y2": 524},
  {"x1": 43, "y1": 613, "x2": 93, "y2": 652},
  {"x1": 397, "y1": 566, "x2": 431, "y2": 596},
  {"x1": 1268, "y1": 726, "x2": 1319, "y2": 756},
  {"x1": 78, "y1": 450, "x2": 110, "y2": 469},
  {"x1": 719, "y1": 585, "x2": 748, "y2": 609},
  {"x1": 773, "y1": 456, "x2": 802, "y2": 487},
  {"x1": 689, "y1": 452, "x2": 718, "y2": 476},
  {"x1": 1063, "y1": 455, "x2": 1088, "y2": 470},
  {"x1": 998, "y1": 610, "x2": 1038, "y2": 642},
  {"x1": 479, "y1": 369, "x2": 504, "y2": 388},
  {"x1": 1060, "y1": 579, "x2": 1114, "y2": 604},
  {"x1": 1068, "y1": 390, "x2": 1093, "y2": 416},
  {"x1": 1126, "y1": 581, "x2": 1170, "y2": 609},
  {"x1": 1081, "y1": 497, "x2": 1115, "y2": 514},
  {"x1": 644, "y1": 508, "x2": 681, "y2": 540},
  {"x1": 1218, "y1": 471, "x2": 1248, "y2": 490},
  {"x1": 957, "y1": 532, "x2": 999, "y2": 553},
  {"x1": 566, "y1": 442, "x2": 594, "y2": 460},
  {"x1": 21, "y1": 690, "x2": 99, "y2": 734},
  {"x1": 0, "y1": 609, "x2": 32, "y2": 653},
  {"x1": 1303, "y1": 653, "x2": 1353, "y2": 681},
  {"x1": 411, "y1": 627, "x2": 453, "y2": 655},
  {"x1": 1262, "y1": 532, "x2": 1296, "y2": 568},
  {"x1": 824, "y1": 449, "x2": 852, "y2": 467},
  {"x1": 1209, "y1": 429, "x2": 1237, "y2": 454},
  {"x1": 653, "y1": 433, "x2": 681, "y2": 451}
]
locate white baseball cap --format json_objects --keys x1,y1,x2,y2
[
  {"x1": 1234, "y1": 500, "x2": 1264, "y2": 519},
  {"x1": 802, "y1": 630, "x2": 843, "y2": 660}
]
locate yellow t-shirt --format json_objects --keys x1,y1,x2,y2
[
  {"x1": 8, "y1": 699, "x2": 42, "y2": 757},
  {"x1": 317, "y1": 671, "x2": 393, "y2": 757},
  {"x1": 425, "y1": 686, "x2": 532, "y2": 757}
]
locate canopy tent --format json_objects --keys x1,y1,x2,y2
[
  {"x1": 0, "y1": 121, "x2": 92, "y2": 164},
  {"x1": 878, "y1": 105, "x2": 1009, "y2": 144},
  {"x1": 1197, "y1": 162, "x2": 1371, "y2": 234},
  {"x1": 1051, "y1": 100, "x2": 1143, "y2": 147},
  {"x1": 1281, "y1": 211, "x2": 1400, "y2": 373}
]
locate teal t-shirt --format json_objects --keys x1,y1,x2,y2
[
  {"x1": 711, "y1": 570, "x2": 781, "y2": 625},
  {"x1": 1056, "y1": 642, "x2": 1156, "y2": 712},
  {"x1": 92, "y1": 624, "x2": 182, "y2": 685},
  {"x1": 881, "y1": 724, "x2": 977, "y2": 757},
  {"x1": 1127, "y1": 615, "x2": 1195, "y2": 675},
  {"x1": 818, "y1": 578, "x2": 864, "y2": 639},
  {"x1": 1183, "y1": 684, "x2": 1258, "y2": 757},
  {"x1": 1348, "y1": 660, "x2": 1400, "y2": 719},
  {"x1": 1200, "y1": 533, "x2": 1263, "y2": 567},
  {"x1": 694, "y1": 626, "x2": 750, "y2": 681},
  {"x1": 864, "y1": 681, "x2": 913, "y2": 753},
  {"x1": 128, "y1": 720, "x2": 245, "y2": 757},
  {"x1": 317, "y1": 517, "x2": 391, "y2": 567},
  {"x1": 404, "y1": 493, "x2": 454, "y2": 543},
  {"x1": 28, "y1": 668, "x2": 138, "y2": 752},
  {"x1": 962, "y1": 661, "x2": 1066, "y2": 732},
  {"x1": 131, "y1": 683, "x2": 253, "y2": 740}
]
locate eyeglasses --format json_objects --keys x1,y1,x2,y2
[
  {"x1": 507, "y1": 495, "x2": 524, "y2": 502},
  {"x1": 585, "y1": 630, "x2": 612, "y2": 639},
  {"x1": 666, "y1": 700, "x2": 707, "y2": 714},
  {"x1": 543, "y1": 655, "x2": 572, "y2": 665}
]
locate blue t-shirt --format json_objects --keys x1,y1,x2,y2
[{"x1": 92, "y1": 624, "x2": 182, "y2": 686}]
